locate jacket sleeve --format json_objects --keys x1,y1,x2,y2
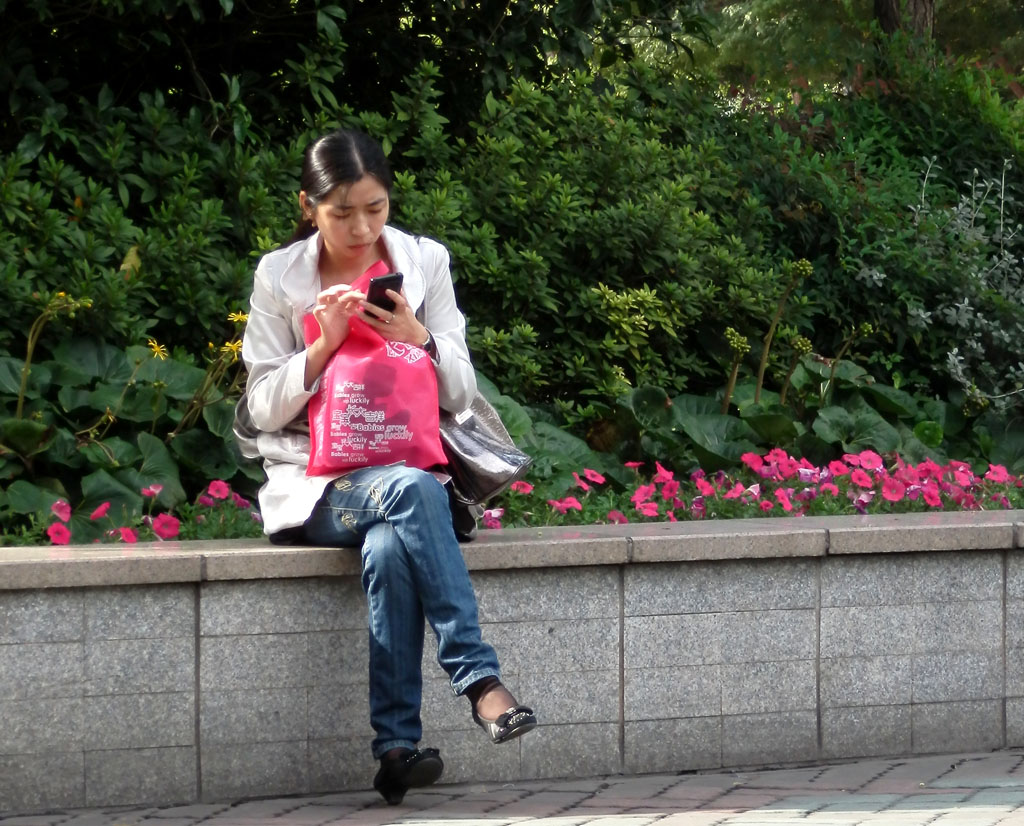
[
  {"x1": 419, "y1": 240, "x2": 477, "y2": 413},
  {"x1": 240, "y1": 255, "x2": 316, "y2": 433}
]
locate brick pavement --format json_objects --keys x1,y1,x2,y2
[{"x1": 3, "y1": 751, "x2": 1024, "y2": 825}]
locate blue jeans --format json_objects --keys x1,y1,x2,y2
[{"x1": 303, "y1": 465, "x2": 501, "y2": 758}]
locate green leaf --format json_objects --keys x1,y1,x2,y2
[
  {"x1": 112, "y1": 432, "x2": 185, "y2": 508},
  {"x1": 71, "y1": 469, "x2": 145, "y2": 542},
  {"x1": 802, "y1": 358, "x2": 870, "y2": 384},
  {"x1": 897, "y1": 423, "x2": 948, "y2": 465},
  {"x1": 0, "y1": 418, "x2": 55, "y2": 457},
  {"x1": 202, "y1": 397, "x2": 237, "y2": 438},
  {"x1": 619, "y1": 386, "x2": 675, "y2": 431},
  {"x1": 861, "y1": 383, "x2": 919, "y2": 418},
  {"x1": 922, "y1": 398, "x2": 966, "y2": 439},
  {"x1": 106, "y1": 384, "x2": 168, "y2": 423},
  {"x1": 170, "y1": 429, "x2": 239, "y2": 481},
  {"x1": 670, "y1": 393, "x2": 721, "y2": 417},
  {"x1": 983, "y1": 422, "x2": 1024, "y2": 475},
  {"x1": 5, "y1": 480, "x2": 62, "y2": 514},
  {"x1": 0, "y1": 357, "x2": 24, "y2": 394},
  {"x1": 17, "y1": 133, "x2": 44, "y2": 162},
  {"x1": 129, "y1": 346, "x2": 207, "y2": 400},
  {"x1": 913, "y1": 420, "x2": 944, "y2": 449},
  {"x1": 812, "y1": 406, "x2": 901, "y2": 453},
  {"x1": 50, "y1": 339, "x2": 131, "y2": 384},
  {"x1": 78, "y1": 437, "x2": 141, "y2": 470},
  {"x1": 739, "y1": 402, "x2": 799, "y2": 445},
  {"x1": 672, "y1": 411, "x2": 759, "y2": 471}
]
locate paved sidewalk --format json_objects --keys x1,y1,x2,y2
[{"x1": 5, "y1": 751, "x2": 1024, "y2": 825}]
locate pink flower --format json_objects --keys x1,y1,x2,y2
[
  {"x1": 50, "y1": 500, "x2": 71, "y2": 523},
  {"x1": 985, "y1": 464, "x2": 1011, "y2": 484},
  {"x1": 828, "y1": 461, "x2": 850, "y2": 477},
  {"x1": 607, "y1": 510, "x2": 629, "y2": 524},
  {"x1": 850, "y1": 469, "x2": 874, "y2": 488},
  {"x1": 858, "y1": 450, "x2": 883, "y2": 471},
  {"x1": 723, "y1": 483, "x2": 745, "y2": 500},
  {"x1": 510, "y1": 480, "x2": 534, "y2": 494},
  {"x1": 152, "y1": 513, "x2": 180, "y2": 540},
  {"x1": 850, "y1": 489, "x2": 875, "y2": 513},
  {"x1": 759, "y1": 500, "x2": 774, "y2": 512},
  {"x1": 141, "y1": 484, "x2": 163, "y2": 498},
  {"x1": 741, "y1": 452, "x2": 765, "y2": 472},
  {"x1": 774, "y1": 488, "x2": 794, "y2": 512},
  {"x1": 766, "y1": 448, "x2": 790, "y2": 464},
  {"x1": 895, "y1": 464, "x2": 921, "y2": 486},
  {"x1": 916, "y1": 458, "x2": 942, "y2": 480},
  {"x1": 116, "y1": 527, "x2": 138, "y2": 543},
  {"x1": 232, "y1": 492, "x2": 251, "y2": 509},
  {"x1": 47, "y1": 522, "x2": 71, "y2": 545},
  {"x1": 208, "y1": 480, "x2": 230, "y2": 499},
  {"x1": 842, "y1": 453, "x2": 862, "y2": 467},
  {"x1": 797, "y1": 467, "x2": 819, "y2": 483},
  {"x1": 922, "y1": 485, "x2": 942, "y2": 507},
  {"x1": 881, "y1": 477, "x2": 906, "y2": 502},
  {"x1": 777, "y1": 456, "x2": 800, "y2": 480},
  {"x1": 695, "y1": 477, "x2": 716, "y2": 497},
  {"x1": 953, "y1": 469, "x2": 973, "y2": 487},
  {"x1": 90, "y1": 502, "x2": 111, "y2": 520},
  {"x1": 548, "y1": 497, "x2": 582, "y2": 514},
  {"x1": 653, "y1": 462, "x2": 674, "y2": 483},
  {"x1": 661, "y1": 479, "x2": 681, "y2": 500},
  {"x1": 583, "y1": 468, "x2": 606, "y2": 484},
  {"x1": 636, "y1": 501, "x2": 659, "y2": 517},
  {"x1": 482, "y1": 508, "x2": 504, "y2": 530},
  {"x1": 624, "y1": 461, "x2": 644, "y2": 469},
  {"x1": 572, "y1": 472, "x2": 591, "y2": 492},
  {"x1": 819, "y1": 482, "x2": 840, "y2": 496},
  {"x1": 630, "y1": 484, "x2": 656, "y2": 506},
  {"x1": 666, "y1": 510, "x2": 677, "y2": 521},
  {"x1": 198, "y1": 494, "x2": 216, "y2": 507}
]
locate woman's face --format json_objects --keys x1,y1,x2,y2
[{"x1": 304, "y1": 175, "x2": 390, "y2": 269}]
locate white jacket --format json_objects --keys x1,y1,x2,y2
[{"x1": 238, "y1": 225, "x2": 477, "y2": 534}]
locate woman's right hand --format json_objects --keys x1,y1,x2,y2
[
  {"x1": 303, "y1": 284, "x2": 365, "y2": 390},
  {"x1": 312, "y1": 284, "x2": 366, "y2": 353}
]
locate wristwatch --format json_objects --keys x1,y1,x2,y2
[{"x1": 421, "y1": 329, "x2": 439, "y2": 362}]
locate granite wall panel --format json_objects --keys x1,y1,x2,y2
[{"x1": 5, "y1": 541, "x2": 1024, "y2": 814}]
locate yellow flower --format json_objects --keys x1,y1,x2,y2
[
  {"x1": 220, "y1": 339, "x2": 243, "y2": 362},
  {"x1": 147, "y1": 338, "x2": 169, "y2": 360},
  {"x1": 227, "y1": 311, "x2": 249, "y2": 324}
]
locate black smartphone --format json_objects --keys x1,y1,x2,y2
[{"x1": 365, "y1": 272, "x2": 404, "y2": 313}]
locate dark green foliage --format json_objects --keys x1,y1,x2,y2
[
  {"x1": 392, "y1": 67, "x2": 787, "y2": 417},
  {"x1": 1, "y1": 0, "x2": 712, "y2": 147},
  {"x1": 4, "y1": 0, "x2": 1024, "y2": 539}
]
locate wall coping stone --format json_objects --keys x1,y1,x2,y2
[{"x1": 3, "y1": 509, "x2": 1023, "y2": 590}]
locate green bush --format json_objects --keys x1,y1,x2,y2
[
  {"x1": 4, "y1": 19, "x2": 1024, "y2": 540},
  {"x1": 392, "y1": 66, "x2": 789, "y2": 419}
]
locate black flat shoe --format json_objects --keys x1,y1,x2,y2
[
  {"x1": 373, "y1": 747, "x2": 444, "y2": 806},
  {"x1": 472, "y1": 705, "x2": 538, "y2": 744}
]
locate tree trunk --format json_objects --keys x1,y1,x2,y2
[{"x1": 874, "y1": 0, "x2": 934, "y2": 37}]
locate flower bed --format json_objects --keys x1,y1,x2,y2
[
  {"x1": 8, "y1": 449, "x2": 1023, "y2": 547},
  {"x1": 490, "y1": 450, "x2": 1024, "y2": 529}
]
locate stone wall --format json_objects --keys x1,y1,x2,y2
[{"x1": 1, "y1": 511, "x2": 1023, "y2": 814}]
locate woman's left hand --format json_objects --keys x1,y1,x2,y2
[{"x1": 359, "y1": 289, "x2": 427, "y2": 346}]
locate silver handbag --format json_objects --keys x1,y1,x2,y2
[{"x1": 440, "y1": 392, "x2": 532, "y2": 506}]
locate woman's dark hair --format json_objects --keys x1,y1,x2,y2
[{"x1": 288, "y1": 129, "x2": 393, "y2": 244}]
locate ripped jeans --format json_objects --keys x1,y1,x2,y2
[{"x1": 303, "y1": 464, "x2": 501, "y2": 758}]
